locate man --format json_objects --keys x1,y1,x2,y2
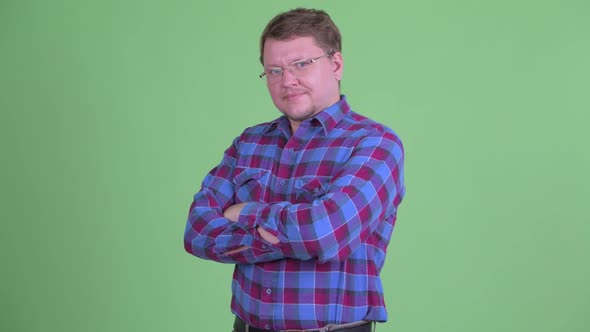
[{"x1": 184, "y1": 8, "x2": 405, "y2": 332}]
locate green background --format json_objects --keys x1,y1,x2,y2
[{"x1": 2, "y1": 0, "x2": 589, "y2": 331}]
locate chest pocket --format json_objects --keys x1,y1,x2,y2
[
  {"x1": 233, "y1": 167, "x2": 271, "y2": 203},
  {"x1": 295, "y1": 177, "x2": 330, "y2": 203}
]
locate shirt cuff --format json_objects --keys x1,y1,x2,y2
[
  {"x1": 236, "y1": 201, "x2": 268, "y2": 228},
  {"x1": 237, "y1": 202, "x2": 283, "y2": 250}
]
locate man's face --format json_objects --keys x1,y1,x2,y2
[{"x1": 262, "y1": 36, "x2": 343, "y2": 130}]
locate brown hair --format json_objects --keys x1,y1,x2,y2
[{"x1": 259, "y1": 8, "x2": 342, "y2": 64}]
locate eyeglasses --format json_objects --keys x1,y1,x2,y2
[{"x1": 259, "y1": 53, "x2": 333, "y2": 82}]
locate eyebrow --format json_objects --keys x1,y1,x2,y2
[{"x1": 264, "y1": 56, "x2": 310, "y2": 68}]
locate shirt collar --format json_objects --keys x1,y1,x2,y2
[
  {"x1": 264, "y1": 95, "x2": 351, "y2": 136},
  {"x1": 312, "y1": 95, "x2": 350, "y2": 136}
]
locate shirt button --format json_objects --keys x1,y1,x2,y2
[
  {"x1": 266, "y1": 288, "x2": 272, "y2": 295},
  {"x1": 314, "y1": 187, "x2": 319, "y2": 193},
  {"x1": 281, "y1": 180, "x2": 286, "y2": 185},
  {"x1": 265, "y1": 325, "x2": 270, "y2": 329},
  {"x1": 288, "y1": 148, "x2": 294, "y2": 152}
]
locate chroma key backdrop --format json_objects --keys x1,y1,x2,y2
[{"x1": 1, "y1": 1, "x2": 589, "y2": 331}]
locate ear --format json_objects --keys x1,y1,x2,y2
[{"x1": 331, "y1": 52, "x2": 344, "y2": 81}]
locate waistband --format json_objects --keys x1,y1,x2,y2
[{"x1": 232, "y1": 316, "x2": 375, "y2": 332}]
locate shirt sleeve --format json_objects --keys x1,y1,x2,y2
[
  {"x1": 235, "y1": 131, "x2": 405, "y2": 263},
  {"x1": 183, "y1": 137, "x2": 285, "y2": 264}
]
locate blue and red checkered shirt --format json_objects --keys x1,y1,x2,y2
[{"x1": 184, "y1": 96, "x2": 405, "y2": 330}]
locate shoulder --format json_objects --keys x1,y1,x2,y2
[
  {"x1": 340, "y1": 111, "x2": 403, "y2": 148},
  {"x1": 236, "y1": 118, "x2": 281, "y2": 141}
]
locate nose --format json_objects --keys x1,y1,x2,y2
[{"x1": 280, "y1": 68, "x2": 299, "y2": 86}]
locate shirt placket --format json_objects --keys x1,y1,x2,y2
[
  {"x1": 276, "y1": 138, "x2": 299, "y2": 197},
  {"x1": 260, "y1": 265, "x2": 279, "y2": 330}
]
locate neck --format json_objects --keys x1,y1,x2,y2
[{"x1": 290, "y1": 121, "x2": 300, "y2": 135}]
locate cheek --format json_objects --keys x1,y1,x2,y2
[
  {"x1": 267, "y1": 86, "x2": 283, "y2": 103},
  {"x1": 297, "y1": 77, "x2": 316, "y2": 92}
]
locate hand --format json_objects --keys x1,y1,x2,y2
[
  {"x1": 223, "y1": 245, "x2": 249, "y2": 255},
  {"x1": 222, "y1": 229, "x2": 278, "y2": 255},
  {"x1": 258, "y1": 227, "x2": 280, "y2": 244},
  {"x1": 223, "y1": 203, "x2": 247, "y2": 222}
]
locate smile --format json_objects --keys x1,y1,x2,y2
[{"x1": 284, "y1": 92, "x2": 306, "y2": 101}]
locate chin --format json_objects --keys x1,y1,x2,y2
[{"x1": 282, "y1": 106, "x2": 314, "y2": 120}]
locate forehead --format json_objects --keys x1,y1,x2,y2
[{"x1": 263, "y1": 36, "x2": 323, "y2": 65}]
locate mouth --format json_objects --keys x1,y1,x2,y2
[{"x1": 283, "y1": 92, "x2": 306, "y2": 101}]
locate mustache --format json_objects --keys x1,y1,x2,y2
[{"x1": 282, "y1": 90, "x2": 308, "y2": 98}]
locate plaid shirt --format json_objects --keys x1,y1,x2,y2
[{"x1": 184, "y1": 96, "x2": 405, "y2": 330}]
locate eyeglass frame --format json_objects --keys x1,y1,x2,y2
[{"x1": 259, "y1": 52, "x2": 335, "y2": 80}]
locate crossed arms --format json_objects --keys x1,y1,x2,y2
[{"x1": 183, "y1": 131, "x2": 405, "y2": 264}]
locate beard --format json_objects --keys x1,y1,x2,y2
[
  {"x1": 283, "y1": 108, "x2": 319, "y2": 122},
  {"x1": 278, "y1": 92, "x2": 323, "y2": 122}
]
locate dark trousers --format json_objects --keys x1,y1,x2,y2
[{"x1": 232, "y1": 316, "x2": 375, "y2": 332}]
